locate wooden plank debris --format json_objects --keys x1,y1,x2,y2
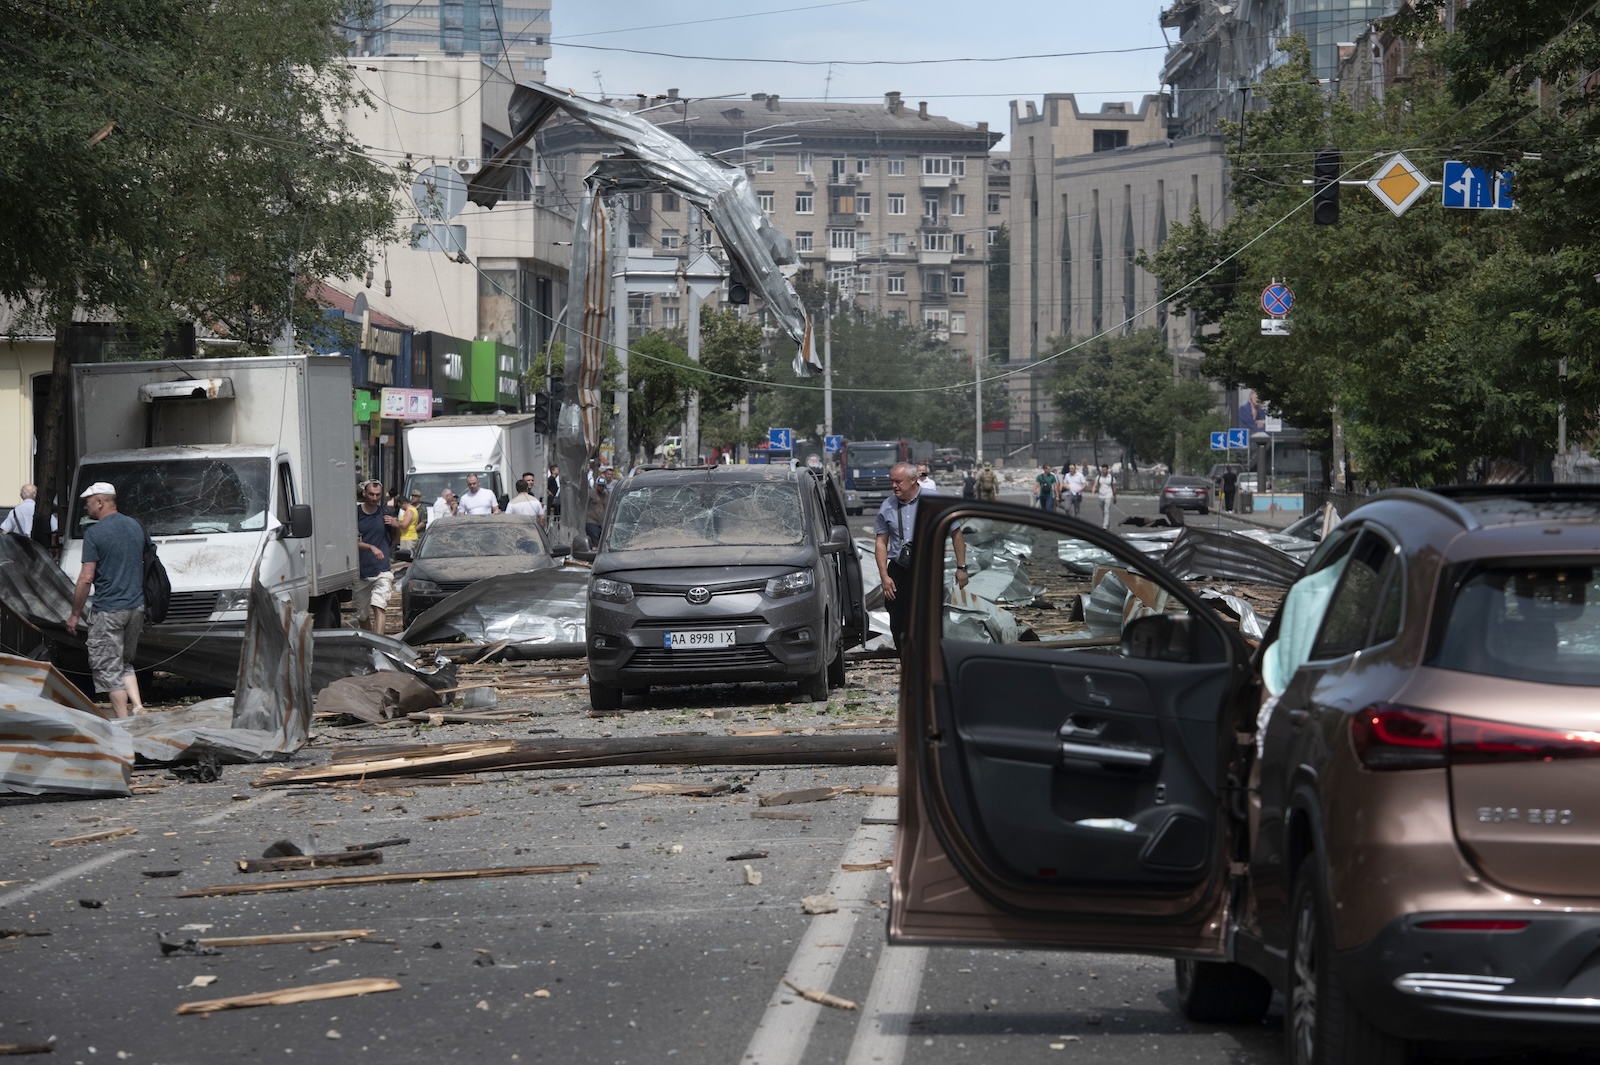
[
  {"x1": 198, "y1": 930, "x2": 376, "y2": 948},
  {"x1": 841, "y1": 860, "x2": 893, "y2": 872},
  {"x1": 176, "y1": 977, "x2": 401, "y2": 1015},
  {"x1": 758, "y1": 786, "x2": 842, "y2": 807},
  {"x1": 626, "y1": 782, "x2": 731, "y2": 797},
  {"x1": 237, "y1": 851, "x2": 383, "y2": 874},
  {"x1": 423, "y1": 808, "x2": 482, "y2": 822},
  {"x1": 726, "y1": 720, "x2": 895, "y2": 737},
  {"x1": 0, "y1": 1037, "x2": 57, "y2": 1054},
  {"x1": 255, "y1": 735, "x2": 895, "y2": 787},
  {"x1": 175, "y1": 863, "x2": 599, "y2": 898},
  {"x1": 782, "y1": 978, "x2": 858, "y2": 1010},
  {"x1": 49, "y1": 827, "x2": 136, "y2": 847}
]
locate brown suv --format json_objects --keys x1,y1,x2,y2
[{"x1": 889, "y1": 486, "x2": 1600, "y2": 1064}]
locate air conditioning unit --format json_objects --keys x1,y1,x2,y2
[{"x1": 454, "y1": 156, "x2": 481, "y2": 175}]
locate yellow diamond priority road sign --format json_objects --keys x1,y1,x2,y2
[{"x1": 1367, "y1": 152, "x2": 1430, "y2": 217}]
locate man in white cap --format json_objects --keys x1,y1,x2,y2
[{"x1": 65, "y1": 481, "x2": 146, "y2": 718}]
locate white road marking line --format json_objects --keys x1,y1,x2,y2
[
  {"x1": 845, "y1": 945, "x2": 927, "y2": 1065},
  {"x1": 741, "y1": 779, "x2": 898, "y2": 1065},
  {"x1": 0, "y1": 851, "x2": 130, "y2": 909},
  {"x1": 192, "y1": 787, "x2": 282, "y2": 826}
]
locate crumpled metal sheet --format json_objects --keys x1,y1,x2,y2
[
  {"x1": 1199, "y1": 590, "x2": 1267, "y2": 640},
  {"x1": 1227, "y1": 527, "x2": 1319, "y2": 565},
  {"x1": 477, "y1": 83, "x2": 818, "y2": 377},
  {"x1": 0, "y1": 654, "x2": 133, "y2": 797},
  {"x1": 402, "y1": 566, "x2": 590, "y2": 653},
  {"x1": 1085, "y1": 568, "x2": 1170, "y2": 638},
  {"x1": 944, "y1": 585, "x2": 1020, "y2": 644},
  {"x1": 1161, "y1": 527, "x2": 1306, "y2": 587}
]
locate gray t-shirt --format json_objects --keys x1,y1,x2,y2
[{"x1": 82, "y1": 511, "x2": 145, "y2": 611}]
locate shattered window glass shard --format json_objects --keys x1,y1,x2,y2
[{"x1": 71, "y1": 458, "x2": 271, "y2": 536}]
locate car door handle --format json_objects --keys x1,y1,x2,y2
[
  {"x1": 1059, "y1": 740, "x2": 1155, "y2": 769},
  {"x1": 1059, "y1": 716, "x2": 1108, "y2": 741},
  {"x1": 1082, "y1": 675, "x2": 1113, "y2": 708}
]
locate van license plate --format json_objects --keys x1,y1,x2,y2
[{"x1": 666, "y1": 630, "x2": 736, "y2": 649}]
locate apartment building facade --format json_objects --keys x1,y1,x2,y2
[
  {"x1": 343, "y1": 0, "x2": 552, "y2": 80},
  {"x1": 534, "y1": 91, "x2": 1003, "y2": 364},
  {"x1": 1008, "y1": 94, "x2": 1230, "y2": 452}
]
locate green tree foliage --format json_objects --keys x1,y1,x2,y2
[
  {"x1": 0, "y1": 0, "x2": 399, "y2": 340},
  {"x1": 987, "y1": 224, "x2": 1010, "y2": 355},
  {"x1": 1048, "y1": 329, "x2": 1221, "y2": 470},
  {"x1": 755, "y1": 307, "x2": 995, "y2": 450},
  {"x1": 1140, "y1": 33, "x2": 1600, "y2": 483},
  {"x1": 624, "y1": 331, "x2": 697, "y2": 461},
  {"x1": 680, "y1": 307, "x2": 767, "y2": 455}
]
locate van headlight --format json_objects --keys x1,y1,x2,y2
[
  {"x1": 215, "y1": 589, "x2": 252, "y2": 613},
  {"x1": 591, "y1": 577, "x2": 635, "y2": 603},
  {"x1": 765, "y1": 570, "x2": 813, "y2": 598}
]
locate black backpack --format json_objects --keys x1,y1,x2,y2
[{"x1": 143, "y1": 535, "x2": 171, "y2": 624}]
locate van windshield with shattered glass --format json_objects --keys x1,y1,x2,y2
[
  {"x1": 71, "y1": 458, "x2": 272, "y2": 536},
  {"x1": 604, "y1": 481, "x2": 805, "y2": 550}
]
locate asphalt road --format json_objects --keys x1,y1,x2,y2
[{"x1": 3, "y1": 493, "x2": 1585, "y2": 1065}]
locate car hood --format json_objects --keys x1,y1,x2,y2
[
  {"x1": 410, "y1": 554, "x2": 554, "y2": 582},
  {"x1": 593, "y1": 544, "x2": 814, "y2": 583}
]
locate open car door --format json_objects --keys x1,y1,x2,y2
[
  {"x1": 891, "y1": 498, "x2": 1255, "y2": 956},
  {"x1": 820, "y1": 472, "x2": 868, "y2": 648}
]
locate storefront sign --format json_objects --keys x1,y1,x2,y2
[{"x1": 380, "y1": 387, "x2": 433, "y2": 421}]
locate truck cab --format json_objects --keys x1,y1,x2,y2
[{"x1": 841, "y1": 439, "x2": 910, "y2": 516}]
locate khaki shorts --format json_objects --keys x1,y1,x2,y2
[
  {"x1": 352, "y1": 571, "x2": 394, "y2": 622},
  {"x1": 87, "y1": 608, "x2": 143, "y2": 693}
]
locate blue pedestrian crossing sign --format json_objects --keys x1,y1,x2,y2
[
  {"x1": 768, "y1": 427, "x2": 793, "y2": 451},
  {"x1": 1210, "y1": 431, "x2": 1227, "y2": 451},
  {"x1": 1442, "y1": 161, "x2": 1514, "y2": 211},
  {"x1": 1227, "y1": 428, "x2": 1250, "y2": 448},
  {"x1": 824, "y1": 434, "x2": 843, "y2": 454}
]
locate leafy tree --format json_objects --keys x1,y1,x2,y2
[
  {"x1": 1049, "y1": 328, "x2": 1220, "y2": 470},
  {"x1": 987, "y1": 224, "x2": 1010, "y2": 356},
  {"x1": 624, "y1": 331, "x2": 697, "y2": 462}
]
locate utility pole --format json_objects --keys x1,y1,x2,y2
[
  {"x1": 685, "y1": 207, "x2": 702, "y2": 464},
  {"x1": 823, "y1": 295, "x2": 833, "y2": 436},
  {"x1": 974, "y1": 260, "x2": 985, "y2": 464},
  {"x1": 611, "y1": 194, "x2": 629, "y2": 467}
]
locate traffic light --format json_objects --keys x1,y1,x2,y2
[
  {"x1": 548, "y1": 377, "x2": 564, "y2": 430},
  {"x1": 727, "y1": 265, "x2": 750, "y2": 305},
  {"x1": 533, "y1": 391, "x2": 550, "y2": 434},
  {"x1": 1313, "y1": 148, "x2": 1341, "y2": 225}
]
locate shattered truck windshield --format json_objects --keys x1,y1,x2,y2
[
  {"x1": 71, "y1": 458, "x2": 271, "y2": 536},
  {"x1": 605, "y1": 481, "x2": 805, "y2": 551},
  {"x1": 848, "y1": 446, "x2": 899, "y2": 468}
]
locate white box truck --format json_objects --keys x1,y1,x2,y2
[
  {"x1": 61, "y1": 355, "x2": 359, "y2": 627},
  {"x1": 403, "y1": 413, "x2": 542, "y2": 509}
]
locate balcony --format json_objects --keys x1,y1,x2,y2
[
  {"x1": 828, "y1": 212, "x2": 858, "y2": 227},
  {"x1": 917, "y1": 249, "x2": 953, "y2": 266},
  {"x1": 826, "y1": 247, "x2": 857, "y2": 263},
  {"x1": 919, "y1": 173, "x2": 953, "y2": 189}
]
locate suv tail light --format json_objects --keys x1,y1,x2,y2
[{"x1": 1351, "y1": 704, "x2": 1600, "y2": 771}]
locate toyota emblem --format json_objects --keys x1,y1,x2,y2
[{"x1": 685, "y1": 586, "x2": 712, "y2": 605}]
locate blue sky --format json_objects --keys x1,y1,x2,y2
[{"x1": 542, "y1": 1, "x2": 1173, "y2": 151}]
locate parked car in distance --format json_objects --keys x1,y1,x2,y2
[
  {"x1": 585, "y1": 464, "x2": 866, "y2": 712},
  {"x1": 1159, "y1": 474, "x2": 1210, "y2": 514},
  {"x1": 401, "y1": 515, "x2": 557, "y2": 623},
  {"x1": 891, "y1": 484, "x2": 1600, "y2": 1065},
  {"x1": 929, "y1": 448, "x2": 967, "y2": 473}
]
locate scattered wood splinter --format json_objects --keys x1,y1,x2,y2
[{"x1": 782, "y1": 978, "x2": 858, "y2": 1011}]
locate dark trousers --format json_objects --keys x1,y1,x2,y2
[{"x1": 885, "y1": 560, "x2": 913, "y2": 654}]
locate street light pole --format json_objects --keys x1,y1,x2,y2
[{"x1": 611, "y1": 194, "x2": 629, "y2": 467}]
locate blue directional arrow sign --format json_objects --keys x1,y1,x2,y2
[
  {"x1": 1210, "y1": 431, "x2": 1227, "y2": 451},
  {"x1": 768, "y1": 427, "x2": 793, "y2": 451},
  {"x1": 1443, "y1": 161, "x2": 1515, "y2": 210},
  {"x1": 1227, "y1": 428, "x2": 1250, "y2": 449},
  {"x1": 824, "y1": 434, "x2": 843, "y2": 454}
]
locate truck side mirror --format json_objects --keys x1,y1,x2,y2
[
  {"x1": 820, "y1": 524, "x2": 852, "y2": 555},
  {"x1": 571, "y1": 534, "x2": 597, "y2": 563},
  {"x1": 287, "y1": 504, "x2": 313, "y2": 539}
]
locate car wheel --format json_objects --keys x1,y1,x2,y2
[
  {"x1": 589, "y1": 681, "x2": 622, "y2": 713},
  {"x1": 801, "y1": 664, "x2": 829, "y2": 702},
  {"x1": 827, "y1": 644, "x2": 847, "y2": 689},
  {"x1": 1287, "y1": 866, "x2": 1409, "y2": 1065},
  {"x1": 1174, "y1": 958, "x2": 1272, "y2": 1024}
]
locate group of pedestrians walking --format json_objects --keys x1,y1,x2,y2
[{"x1": 1034, "y1": 462, "x2": 1117, "y2": 527}]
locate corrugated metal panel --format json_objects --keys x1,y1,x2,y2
[{"x1": 0, "y1": 655, "x2": 133, "y2": 797}]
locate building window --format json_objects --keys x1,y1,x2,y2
[
  {"x1": 856, "y1": 158, "x2": 871, "y2": 176},
  {"x1": 887, "y1": 272, "x2": 906, "y2": 294},
  {"x1": 987, "y1": 227, "x2": 998, "y2": 246},
  {"x1": 660, "y1": 229, "x2": 680, "y2": 251},
  {"x1": 887, "y1": 158, "x2": 906, "y2": 176},
  {"x1": 830, "y1": 190, "x2": 856, "y2": 215},
  {"x1": 1092, "y1": 129, "x2": 1129, "y2": 152},
  {"x1": 925, "y1": 271, "x2": 946, "y2": 293},
  {"x1": 952, "y1": 159, "x2": 966, "y2": 178},
  {"x1": 953, "y1": 233, "x2": 966, "y2": 255},
  {"x1": 857, "y1": 232, "x2": 872, "y2": 254},
  {"x1": 796, "y1": 191, "x2": 814, "y2": 214},
  {"x1": 923, "y1": 197, "x2": 940, "y2": 222},
  {"x1": 661, "y1": 192, "x2": 680, "y2": 212},
  {"x1": 758, "y1": 191, "x2": 775, "y2": 213},
  {"x1": 951, "y1": 272, "x2": 966, "y2": 295},
  {"x1": 922, "y1": 155, "x2": 952, "y2": 176},
  {"x1": 951, "y1": 193, "x2": 966, "y2": 216},
  {"x1": 628, "y1": 229, "x2": 644, "y2": 249},
  {"x1": 888, "y1": 193, "x2": 906, "y2": 215},
  {"x1": 856, "y1": 192, "x2": 871, "y2": 215},
  {"x1": 796, "y1": 151, "x2": 813, "y2": 175},
  {"x1": 922, "y1": 231, "x2": 952, "y2": 252},
  {"x1": 753, "y1": 155, "x2": 775, "y2": 173},
  {"x1": 951, "y1": 310, "x2": 967, "y2": 333},
  {"x1": 987, "y1": 193, "x2": 1001, "y2": 213},
  {"x1": 827, "y1": 265, "x2": 856, "y2": 291},
  {"x1": 888, "y1": 232, "x2": 906, "y2": 254},
  {"x1": 923, "y1": 308, "x2": 950, "y2": 334},
  {"x1": 794, "y1": 231, "x2": 814, "y2": 252},
  {"x1": 662, "y1": 305, "x2": 681, "y2": 329},
  {"x1": 828, "y1": 228, "x2": 856, "y2": 250},
  {"x1": 626, "y1": 193, "x2": 646, "y2": 211},
  {"x1": 830, "y1": 157, "x2": 848, "y2": 181}
]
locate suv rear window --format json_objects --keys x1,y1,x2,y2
[
  {"x1": 606, "y1": 481, "x2": 805, "y2": 550},
  {"x1": 1431, "y1": 564, "x2": 1600, "y2": 686}
]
